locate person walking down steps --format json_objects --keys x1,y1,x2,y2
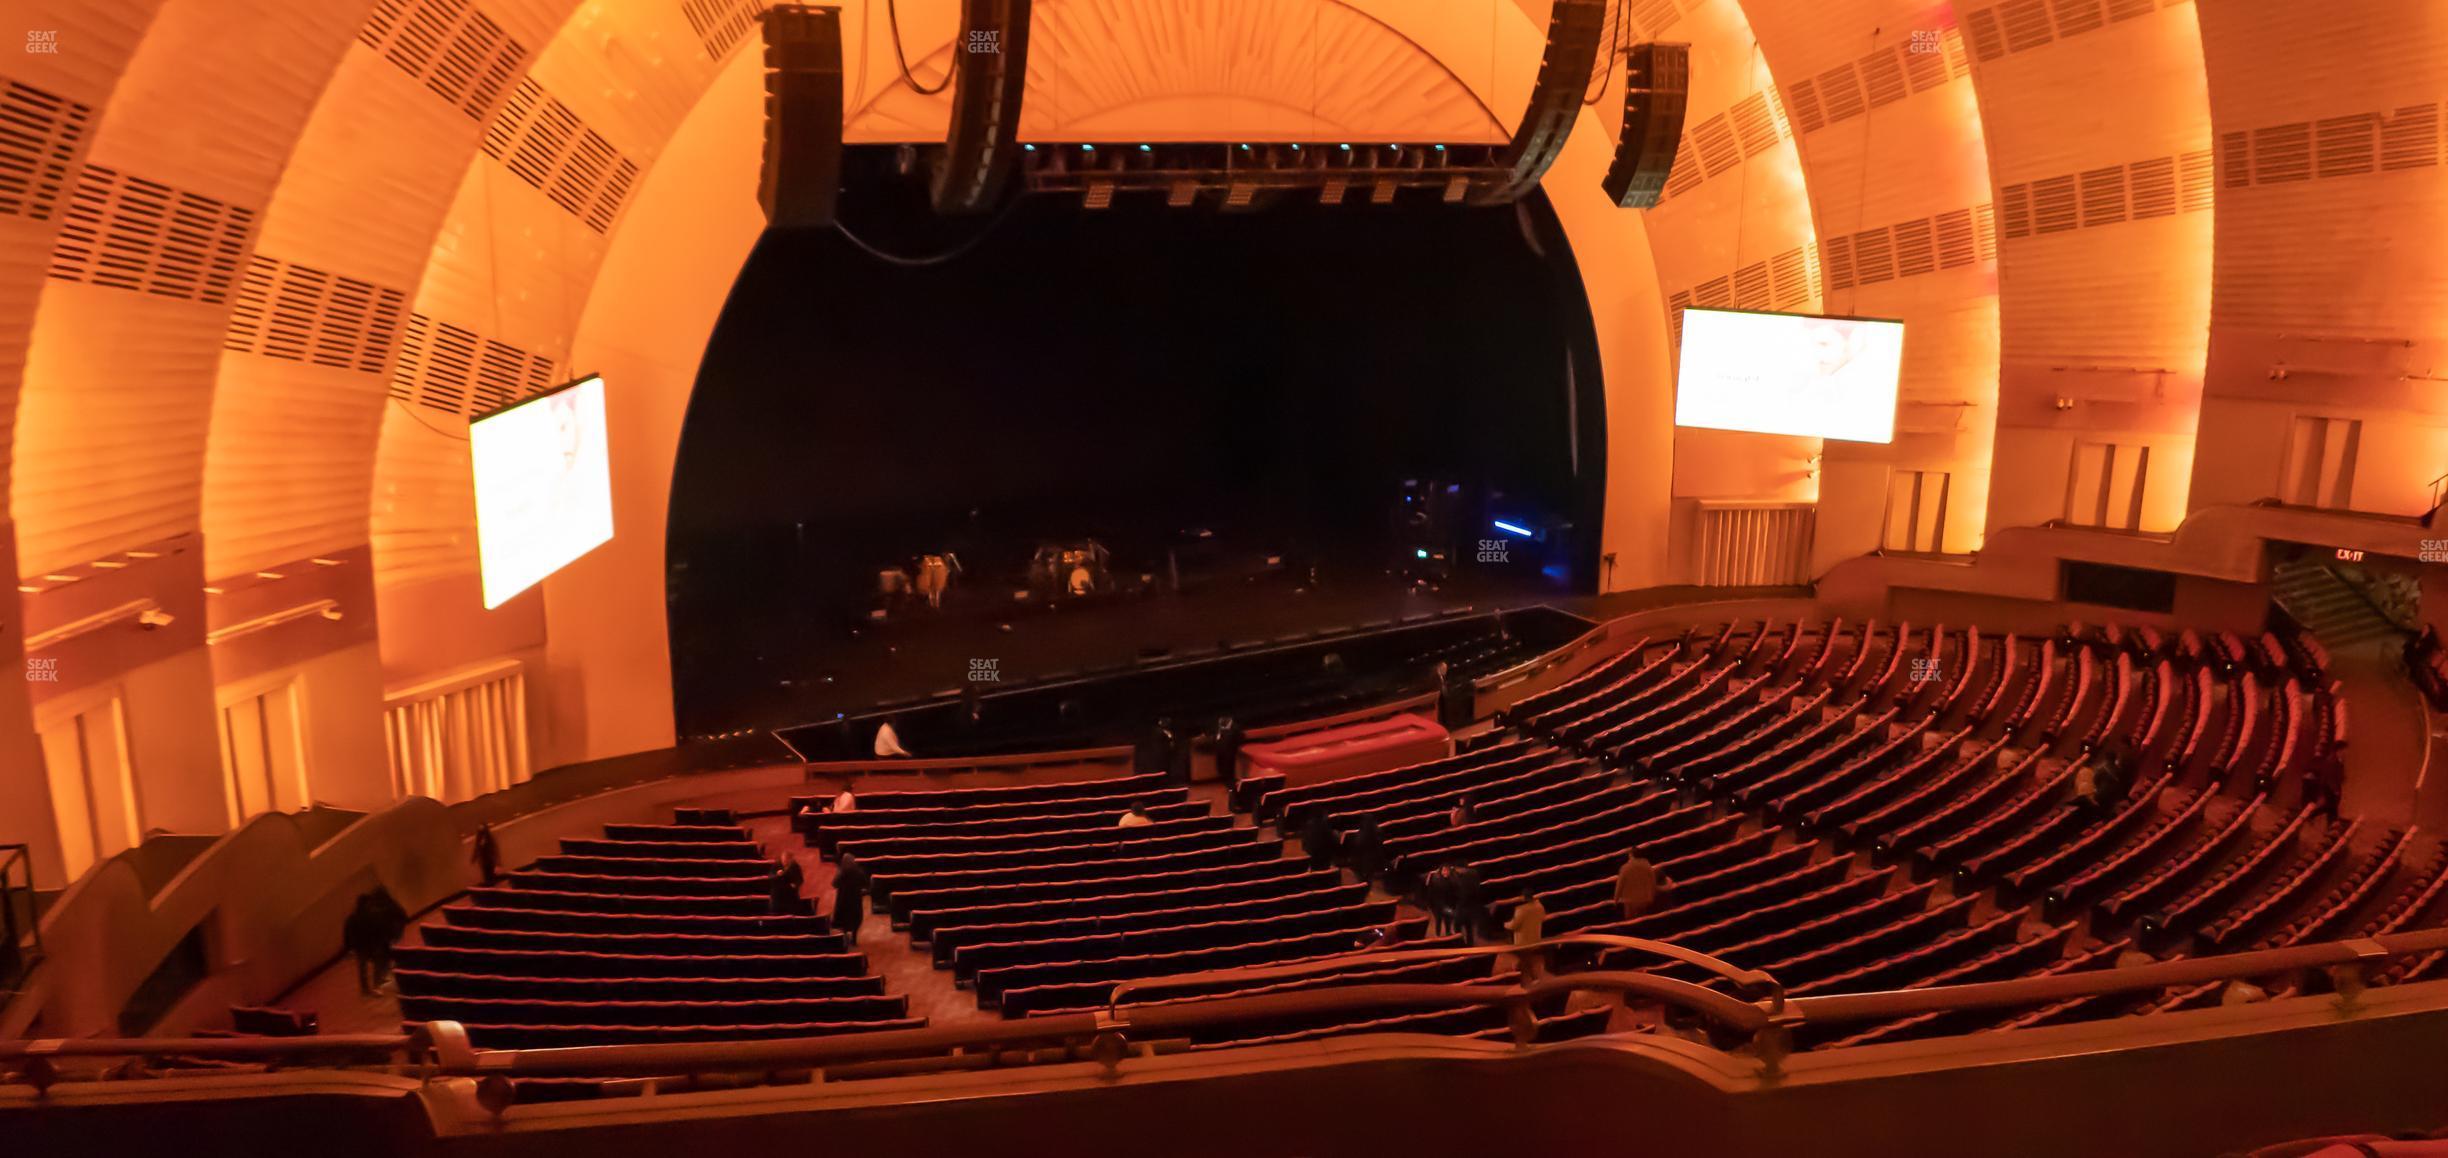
[{"x1": 831, "y1": 855, "x2": 871, "y2": 944}]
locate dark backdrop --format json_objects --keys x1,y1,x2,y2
[{"x1": 667, "y1": 184, "x2": 1602, "y2": 734}]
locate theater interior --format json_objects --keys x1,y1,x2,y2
[{"x1": 6, "y1": 1, "x2": 2448, "y2": 1155}]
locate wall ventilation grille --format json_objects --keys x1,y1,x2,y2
[
  {"x1": 1962, "y1": 0, "x2": 2194, "y2": 65},
  {"x1": 1997, "y1": 150, "x2": 2213, "y2": 241},
  {"x1": 222, "y1": 254, "x2": 410, "y2": 374},
  {"x1": 0, "y1": 79, "x2": 93, "y2": 222},
  {"x1": 1782, "y1": 27, "x2": 1969, "y2": 138},
  {"x1": 482, "y1": 78, "x2": 643, "y2": 235},
  {"x1": 1818, "y1": 203, "x2": 1995, "y2": 294},
  {"x1": 49, "y1": 167, "x2": 256, "y2": 304},
  {"x1": 681, "y1": 0, "x2": 770, "y2": 59},
  {"x1": 1665, "y1": 245, "x2": 1822, "y2": 345},
  {"x1": 2220, "y1": 104, "x2": 2441, "y2": 190},
  {"x1": 1659, "y1": 89, "x2": 1795, "y2": 205},
  {"x1": 360, "y1": 0, "x2": 530, "y2": 122},
  {"x1": 388, "y1": 311, "x2": 560, "y2": 417}
]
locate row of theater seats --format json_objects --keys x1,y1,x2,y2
[
  {"x1": 1405, "y1": 627, "x2": 1540, "y2": 682},
  {"x1": 388, "y1": 612, "x2": 2423, "y2": 1055},
  {"x1": 1276, "y1": 616, "x2": 2437, "y2": 1051},
  {"x1": 802, "y1": 776, "x2": 1399, "y2": 1020},
  {"x1": 794, "y1": 772, "x2": 1609, "y2": 1047},
  {"x1": 392, "y1": 815, "x2": 918, "y2": 1049}
]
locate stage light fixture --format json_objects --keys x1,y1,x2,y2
[
  {"x1": 1168, "y1": 180, "x2": 1198, "y2": 207},
  {"x1": 1493, "y1": 520, "x2": 1534, "y2": 537},
  {"x1": 1082, "y1": 183, "x2": 1114, "y2": 209},
  {"x1": 1013, "y1": 138, "x2": 1523, "y2": 208}
]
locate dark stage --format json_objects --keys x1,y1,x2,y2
[
  {"x1": 666, "y1": 182, "x2": 1609, "y2": 739},
  {"x1": 687, "y1": 560, "x2": 1574, "y2": 741}
]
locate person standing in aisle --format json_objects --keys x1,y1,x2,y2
[{"x1": 832, "y1": 855, "x2": 871, "y2": 944}]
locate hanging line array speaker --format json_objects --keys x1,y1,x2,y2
[
  {"x1": 1470, "y1": 0, "x2": 1608, "y2": 206},
  {"x1": 759, "y1": 5, "x2": 845, "y2": 229},
  {"x1": 931, "y1": 0, "x2": 1033, "y2": 214},
  {"x1": 1601, "y1": 42, "x2": 1691, "y2": 209}
]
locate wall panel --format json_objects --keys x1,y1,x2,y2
[
  {"x1": 1743, "y1": 0, "x2": 2001, "y2": 566},
  {"x1": 2191, "y1": 0, "x2": 2448, "y2": 513},
  {"x1": 1968, "y1": 1, "x2": 2212, "y2": 533}
]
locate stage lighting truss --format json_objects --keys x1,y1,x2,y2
[{"x1": 1016, "y1": 142, "x2": 1512, "y2": 210}]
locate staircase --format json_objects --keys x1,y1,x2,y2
[{"x1": 2270, "y1": 557, "x2": 2407, "y2": 651}]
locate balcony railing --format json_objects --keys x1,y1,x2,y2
[
  {"x1": 0, "y1": 845, "x2": 37, "y2": 998},
  {"x1": 8, "y1": 924, "x2": 2448, "y2": 1109}
]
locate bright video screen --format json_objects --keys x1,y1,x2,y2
[
  {"x1": 470, "y1": 374, "x2": 614, "y2": 609},
  {"x1": 1674, "y1": 308, "x2": 1905, "y2": 444}
]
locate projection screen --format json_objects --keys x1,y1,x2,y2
[
  {"x1": 1673, "y1": 308, "x2": 1905, "y2": 444},
  {"x1": 470, "y1": 374, "x2": 615, "y2": 609}
]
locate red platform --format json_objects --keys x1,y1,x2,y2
[{"x1": 1240, "y1": 711, "x2": 1451, "y2": 788}]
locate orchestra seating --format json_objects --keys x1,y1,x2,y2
[
  {"x1": 1277, "y1": 616, "x2": 2424, "y2": 1052},
  {"x1": 804, "y1": 775, "x2": 1450, "y2": 1020},
  {"x1": 393, "y1": 814, "x2": 918, "y2": 1049},
  {"x1": 390, "y1": 613, "x2": 2423, "y2": 1057}
]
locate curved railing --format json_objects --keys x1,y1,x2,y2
[
  {"x1": 1104, "y1": 933, "x2": 1783, "y2": 1012},
  {"x1": 784, "y1": 692, "x2": 1448, "y2": 783},
  {"x1": 11, "y1": 925, "x2": 2448, "y2": 1102}
]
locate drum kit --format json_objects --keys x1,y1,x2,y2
[{"x1": 1029, "y1": 540, "x2": 1112, "y2": 599}]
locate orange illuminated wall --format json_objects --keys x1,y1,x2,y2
[
  {"x1": 2189, "y1": 0, "x2": 2448, "y2": 519},
  {"x1": 1641, "y1": 0, "x2": 1827, "y2": 530},
  {"x1": 1964, "y1": 0, "x2": 2212, "y2": 537},
  {"x1": 1739, "y1": 0, "x2": 2002, "y2": 568}
]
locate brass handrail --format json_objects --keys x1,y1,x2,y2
[
  {"x1": 0, "y1": 1033, "x2": 413, "y2": 1060},
  {"x1": 0, "y1": 844, "x2": 37, "y2": 992},
  {"x1": 7, "y1": 927, "x2": 2448, "y2": 1089},
  {"x1": 1780, "y1": 926, "x2": 2448, "y2": 1026},
  {"x1": 1105, "y1": 934, "x2": 1784, "y2": 1014}
]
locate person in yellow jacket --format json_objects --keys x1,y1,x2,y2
[{"x1": 1505, "y1": 893, "x2": 1548, "y2": 981}]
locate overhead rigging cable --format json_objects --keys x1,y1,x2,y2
[
  {"x1": 831, "y1": 192, "x2": 1025, "y2": 267},
  {"x1": 391, "y1": 396, "x2": 472, "y2": 442},
  {"x1": 1584, "y1": 0, "x2": 1629, "y2": 107},
  {"x1": 886, "y1": 0, "x2": 954, "y2": 95}
]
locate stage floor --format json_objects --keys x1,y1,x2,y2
[{"x1": 682, "y1": 568, "x2": 1809, "y2": 739}]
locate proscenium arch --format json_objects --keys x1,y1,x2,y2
[{"x1": 540, "y1": 1, "x2": 1677, "y2": 762}]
